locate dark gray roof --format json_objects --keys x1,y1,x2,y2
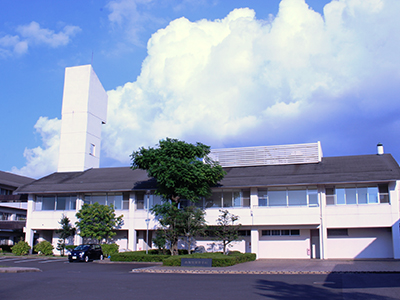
[
  {"x1": 220, "y1": 154, "x2": 400, "y2": 188},
  {"x1": 0, "y1": 171, "x2": 34, "y2": 190},
  {"x1": 15, "y1": 154, "x2": 400, "y2": 194}
]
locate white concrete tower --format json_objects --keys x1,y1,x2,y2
[{"x1": 57, "y1": 65, "x2": 108, "y2": 172}]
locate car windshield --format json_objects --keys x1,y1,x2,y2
[{"x1": 74, "y1": 245, "x2": 90, "y2": 251}]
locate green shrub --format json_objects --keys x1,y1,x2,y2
[
  {"x1": 163, "y1": 252, "x2": 256, "y2": 267},
  {"x1": 102, "y1": 243, "x2": 119, "y2": 257},
  {"x1": 110, "y1": 251, "x2": 169, "y2": 262},
  {"x1": 34, "y1": 241, "x2": 54, "y2": 256},
  {"x1": 11, "y1": 241, "x2": 31, "y2": 256}
]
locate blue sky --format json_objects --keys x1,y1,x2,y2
[{"x1": 1, "y1": 0, "x2": 400, "y2": 178}]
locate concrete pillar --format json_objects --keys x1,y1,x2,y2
[
  {"x1": 319, "y1": 185, "x2": 327, "y2": 259},
  {"x1": 251, "y1": 229, "x2": 259, "y2": 258},
  {"x1": 24, "y1": 194, "x2": 35, "y2": 253},
  {"x1": 128, "y1": 192, "x2": 137, "y2": 251}
]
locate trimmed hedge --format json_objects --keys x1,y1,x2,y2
[
  {"x1": 110, "y1": 251, "x2": 170, "y2": 262},
  {"x1": 101, "y1": 243, "x2": 119, "y2": 257},
  {"x1": 163, "y1": 252, "x2": 256, "y2": 267},
  {"x1": 110, "y1": 250, "x2": 256, "y2": 267}
]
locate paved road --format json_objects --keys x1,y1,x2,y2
[{"x1": 1, "y1": 257, "x2": 400, "y2": 299}]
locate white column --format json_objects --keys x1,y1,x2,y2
[
  {"x1": 74, "y1": 194, "x2": 84, "y2": 245},
  {"x1": 24, "y1": 194, "x2": 35, "y2": 253},
  {"x1": 392, "y1": 220, "x2": 400, "y2": 259},
  {"x1": 128, "y1": 192, "x2": 137, "y2": 251},
  {"x1": 318, "y1": 186, "x2": 327, "y2": 259},
  {"x1": 251, "y1": 229, "x2": 259, "y2": 258},
  {"x1": 250, "y1": 187, "x2": 258, "y2": 207}
]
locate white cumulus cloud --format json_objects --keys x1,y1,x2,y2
[
  {"x1": 11, "y1": 117, "x2": 61, "y2": 179},
  {"x1": 102, "y1": 0, "x2": 400, "y2": 164}
]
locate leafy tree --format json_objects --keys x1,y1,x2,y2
[
  {"x1": 151, "y1": 202, "x2": 183, "y2": 255},
  {"x1": 214, "y1": 209, "x2": 241, "y2": 255},
  {"x1": 153, "y1": 229, "x2": 168, "y2": 254},
  {"x1": 56, "y1": 214, "x2": 75, "y2": 256},
  {"x1": 181, "y1": 206, "x2": 206, "y2": 254},
  {"x1": 131, "y1": 138, "x2": 224, "y2": 255},
  {"x1": 152, "y1": 204, "x2": 207, "y2": 255},
  {"x1": 75, "y1": 202, "x2": 123, "y2": 243},
  {"x1": 131, "y1": 138, "x2": 225, "y2": 204}
]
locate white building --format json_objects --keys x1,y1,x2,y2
[{"x1": 15, "y1": 65, "x2": 400, "y2": 259}]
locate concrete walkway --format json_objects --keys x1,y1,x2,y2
[{"x1": 130, "y1": 259, "x2": 400, "y2": 274}]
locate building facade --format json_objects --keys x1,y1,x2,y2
[{"x1": 16, "y1": 142, "x2": 400, "y2": 259}]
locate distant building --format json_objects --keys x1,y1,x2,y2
[{"x1": 0, "y1": 171, "x2": 33, "y2": 246}]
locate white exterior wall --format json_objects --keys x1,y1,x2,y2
[
  {"x1": 58, "y1": 65, "x2": 108, "y2": 172},
  {"x1": 326, "y1": 228, "x2": 393, "y2": 259},
  {"x1": 259, "y1": 230, "x2": 310, "y2": 259}
]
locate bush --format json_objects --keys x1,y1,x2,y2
[
  {"x1": 34, "y1": 241, "x2": 54, "y2": 256},
  {"x1": 110, "y1": 251, "x2": 169, "y2": 262},
  {"x1": 102, "y1": 243, "x2": 119, "y2": 257},
  {"x1": 11, "y1": 241, "x2": 31, "y2": 256},
  {"x1": 163, "y1": 252, "x2": 256, "y2": 267}
]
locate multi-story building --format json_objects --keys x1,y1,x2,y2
[
  {"x1": 0, "y1": 171, "x2": 34, "y2": 246},
  {"x1": 14, "y1": 64, "x2": 400, "y2": 259},
  {"x1": 15, "y1": 142, "x2": 400, "y2": 259}
]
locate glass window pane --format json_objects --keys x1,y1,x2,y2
[
  {"x1": 136, "y1": 192, "x2": 144, "y2": 209},
  {"x1": 281, "y1": 230, "x2": 290, "y2": 236},
  {"x1": 109, "y1": 194, "x2": 123, "y2": 209},
  {"x1": 91, "y1": 194, "x2": 106, "y2": 206},
  {"x1": 272, "y1": 230, "x2": 281, "y2": 236},
  {"x1": 290, "y1": 230, "x2": 300, "y2": 236},
  {"x1": 42, "y1": 196, "x2": 55, "y2": 210},
  {"x1": 268, "y1": 189, "x2": 286, "y2": 206},
  {"x1": 56, "y1": 197, "x2": 66, "y2": 210},
  {"x1": 288, "y1": 188, "x2": 307, "y2": 206},
  {"x1": 262, "y1": 230, "x2": 270, "y2": 236},
  {"x1": 233, "y1": 191, "x2": 241, "y2": 207},
  {"x1": 206, "y1": 191, "x2": 221, "y2": 208},
  {"x1": 336, "y1": 188, "x2": 345, "y2": 205},
  {"x1": 357, "y1": 187, "x2": 368, "y2": 204},
  {"x1": 242, "y1": 190, "x2": 250, "y2": 207},
  {"x1": 346, "y1": 188, "x2": 357, "y2": 204},
  {"x1": 223, "y1": 191, "x2": 232, "y2": 207},
  {"x1": 378, "y1": 184, "x2": 389, "y2": 203},
  {"x1": 368, "y1": 187, "x2": 379, "y2": 204},
  {"x1": 258, "y1": 189, "x2": 268, "y2": 206},
  {"x1": 308, "y1": 188, "x2": 319, "y2": 206}
]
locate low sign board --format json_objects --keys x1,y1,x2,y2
[{"x1": 181, "y1": 258, "x2": 212, "y2": 267}]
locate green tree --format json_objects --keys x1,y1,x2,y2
[
  {"x1": 151, "y1": 204, "x2": 207, "y2": 255},
  {"x1": 214, "y1": 209, "x2": 241, "y2": 255},
  {"x1": 131, "y1": 138, "x2": 225, "y2": 255},
  {"x1": 75, "y1": 202, "x2": 123, "y2": 244},
  {"x1": 56, "y1": 214, "x2": 75, "y2": 256},
  {"x1": 131, "y1": 138, "x2": 225, "y2": 204},
  {"x1": 181, "y1": 206, "x2": 206, "y2": 254}
]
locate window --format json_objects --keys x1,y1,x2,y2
[
  {"x1": 84, "y1": 193, "x2": 127, "y2": 209},
  {"x1": 135, "y1": 192, "x2": 163, "y2": 210},
  {"x1": 327, "y1": 229, "x2": 348, "y2": 237},
  {"x1": 205, "y1": 189, "x2": 250, "y2": 208},
  {"x1": 326, "y1": 184, "x2": 389, "y2": 205},
  {"x1": 36, "y1": 195, "x2": 76, "y2": 211},
  {"x1": 257, "y1": 187, "x2": 319, "y2": 207},
  {"x1": 262, "y1": 229, "x2": 301, "y2": 236},
  {"x1": 89, "y1": 143, "x2": 96, "y2": 156}
]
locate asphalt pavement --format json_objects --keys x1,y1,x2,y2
[{"x1": 2, "y1": 255, "x2": 400, "y2": 274}]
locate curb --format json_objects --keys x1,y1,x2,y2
[
  {"x1": 130, "y1": 267, "x2": 400, "y2": 275},
  {"x1": 0, "y1": 267, "x2": 42, "y2": 273}
]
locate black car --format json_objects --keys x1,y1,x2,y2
[{"x1": 68, "y1": 244, "x2": 104, "y2": 263}]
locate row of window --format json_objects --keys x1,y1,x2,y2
[
  {"x1": 262, "y1": 229, "x2": 300, "y2": 236},
  {"x1": 32, "y1": 184, "x2": 391, "y2": 211},
  {"x1": 326, "y1": 185, "x2": 389, "y2": 205},
  {"x1": 84, "y1": 193, "x2": 129, "y2": 210},
  {"x1": 35, "y1": 193, "x2": 129, "y2": 211},
  {"x1": 258, "y1": 187, "x2": 318, "y2": 207}
]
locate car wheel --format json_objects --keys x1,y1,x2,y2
[
  {"x1": 84, "y1": 256, "x2": 89, "y2": 263},
  {"x1": 100, "y1": 254, "x2": 104, "y2": 260}
]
